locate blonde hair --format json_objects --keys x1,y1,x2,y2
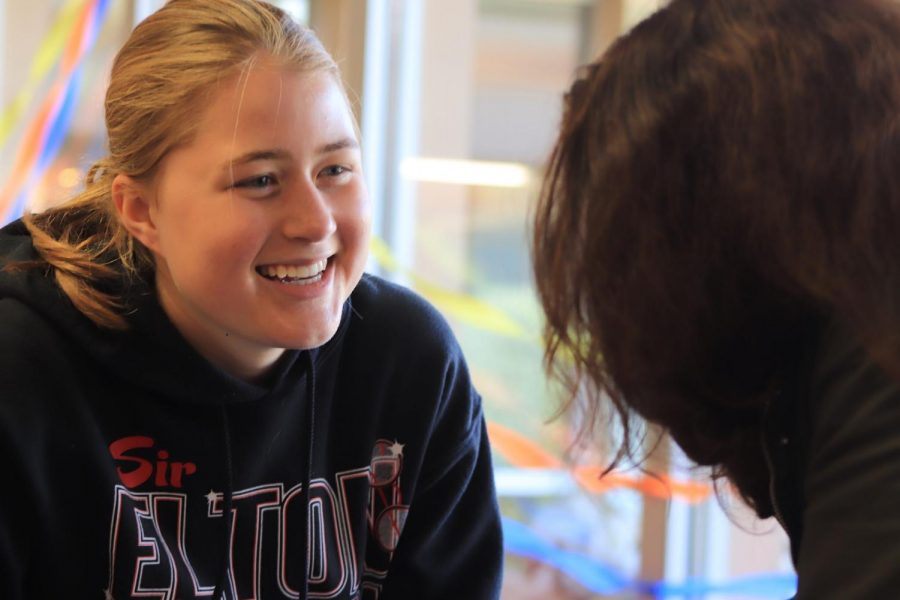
[{"x1": 20, "y1": 0, "x2": 340, "y2": 329}]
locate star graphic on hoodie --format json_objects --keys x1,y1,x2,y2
[
  {"x1": 205, "y1": 489, "x2": 219, "y2": 506},
  {"x1": 389, "y1": 441, "x2": 405, "y2": 457}
]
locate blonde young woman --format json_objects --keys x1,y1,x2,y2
[{"x1": 0, "y1": 1, "x2": 502, "y2": 598}]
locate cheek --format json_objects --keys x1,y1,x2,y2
[
  {"x1": 342, "y1": 186, "x2": 373, "y2": 245},
  {"x1": 339, "y1": 205, "x2": 372, "y2": 261},
  {"x1": 162, "y1": 217, "x2": 260, "y2": 282},
  {"x1": 332, "y1": 203, "x2": 370, "y2": 294}
]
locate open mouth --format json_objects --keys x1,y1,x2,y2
[{"x1": 256, "y1": 258, "x2": 329, "y2": 285}]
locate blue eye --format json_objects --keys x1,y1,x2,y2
[
  {"x1": 236, "y1": 174, "x2": 277, "y2": 189},
  {"x1": 321, "y1": 165, "x2": 349, "y2": 178}
]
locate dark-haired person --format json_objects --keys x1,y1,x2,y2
[{"x1": 533, "y1": 0, "x2": 900, "y2": 596}]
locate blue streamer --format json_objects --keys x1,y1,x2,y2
[
  {"x1": 503, "y1": 517, "x2": 629, "y2": 594},
  {"x1": 36, "y1": 66, "x2": 82, "y2": 173},
  {"x1": 643, "y1": 573, "x2": 798, "y2": 598},
  {"x1": 5, "y1": 65, "x2": 84, "y2": 223},
  {"x1": 2, "y1": 192, "x2": 28, "y2": 226},
  {"x1": 502, "y1": 516, "x2": 797, "y2": 598},
  {"x1": 36, "y1": 0, "x2": 112, "y2": 173}
]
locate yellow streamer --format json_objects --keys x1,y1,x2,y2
[{"x1": 0, "y1": 0, "x2": 84, "y2": 146}]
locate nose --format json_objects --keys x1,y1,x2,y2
[{"x1": 280, "y1": 178, "x2": 337, "y2": 241}]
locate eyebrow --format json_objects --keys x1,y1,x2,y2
[
  {"x1": 318, "y1": 138, "x2": 359, "y2": 153},
  {"x1": 227, "y1": 149, "x2": 290, "y2": 169},
  {"x1": 223, "y1": 139, "x2": 360, "y2": 171}
]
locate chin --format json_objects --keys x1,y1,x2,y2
[{"x1": 276, "y1": 319, "x2": 342, "y2": 351}]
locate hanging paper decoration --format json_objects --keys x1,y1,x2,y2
[
  {"x1": 487, "y1": 420, "x2": 714, "y2": 503},
  {"x1": 0, "y1": 0, "x2": 111, "y2": 224},
  {"x1": 0, "y1": 0, "x2": 83, "y2": 148}
]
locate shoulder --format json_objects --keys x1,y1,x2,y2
[
  {"x1": 0, "y1": 299, "x2": 77, "y2": 439},
  {"x1": 351, "y1": 274, "x2": 451, "y2": 328},
  {"x1": 0, "y1": 297, "x2": 73, "y2": 385},
  {"x1": 0, "y1": 218, "x2": 35, "y2": 260},
  {"x1": 787, "y1": 321, "x2": 900, "y2": 593},
  {"x1": 803, "y1": 321, "x2": 900, "y2": 465},
  {"x1": 808, "y1": 322, "x2": 890, "y2": 430},
  {"x1": 346, "y1": 275, "x2": 485, "y2": 454},
  {"x1": 0, "y1": 296, "x2": 58, "y2": 348},
  {"x1": 348, "y1": 274, "x2": 463, "y2": 359}
]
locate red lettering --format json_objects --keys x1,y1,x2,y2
[
  {"x1": 169, "y1": 462, "x2": 197, "y2": 488},
  {"x1": 109, "y1": 436, "x2": 154, "y2": 488},
  {"x1": 154, "y1": 451, "x2": 169, "y2": 487},
  {"x1": 109, "y1": 437, "x2": 197, "y2": 489}
]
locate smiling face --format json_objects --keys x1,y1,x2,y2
[{"x1": 129, "y1": 61, "x2": 370, "y2": 380}]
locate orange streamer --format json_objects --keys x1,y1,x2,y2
[
  {"x1": 571, "y1": 466, "x2": 712, "y2": 503},
  {"x1": 61, "y1": 0, "x2": 94, "y2": 73},
  {"x1": 487, "y1": 420, "x2": 712, "y2": 503},
  {"x1": 487, "y1": 421, "x2": 561, "y2": 469}
]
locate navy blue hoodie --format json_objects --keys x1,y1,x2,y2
[{"x1": 0, "y1": 219, "x2": 503, "y2": 599}]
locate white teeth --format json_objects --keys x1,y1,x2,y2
[{"x1": 259, "y1": 259, "x2": 328, "y2": 283}]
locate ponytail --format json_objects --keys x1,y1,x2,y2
[{"x1": 16, "y1": 158, "x2": 151, "y2": 330}]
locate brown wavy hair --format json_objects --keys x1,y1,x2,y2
[
  {"x1": 9, "y1": 0, "x2": 339, "y2": 329},
  {"x1": 533, "y1": 0, "x2": 900, "y2": 514}
]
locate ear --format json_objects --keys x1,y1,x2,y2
[{"x1": 112, "y1": 174, "x2": 161, "y2": 254}]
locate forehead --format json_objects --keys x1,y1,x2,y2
[{"x1": 193, "y1": 62, "x2": 355, "y2": 147}]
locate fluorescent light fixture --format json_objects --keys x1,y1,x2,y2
[{"x1": 400, "y1": 157, "x2": 532, "y2": 188}]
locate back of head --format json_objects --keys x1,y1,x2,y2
[
  {"x1": 534, "y1": 0, "x2": 900, "y2": 513},
  {"x1": 19, "y1": 0, "x2": 340, "y2": 329}
]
